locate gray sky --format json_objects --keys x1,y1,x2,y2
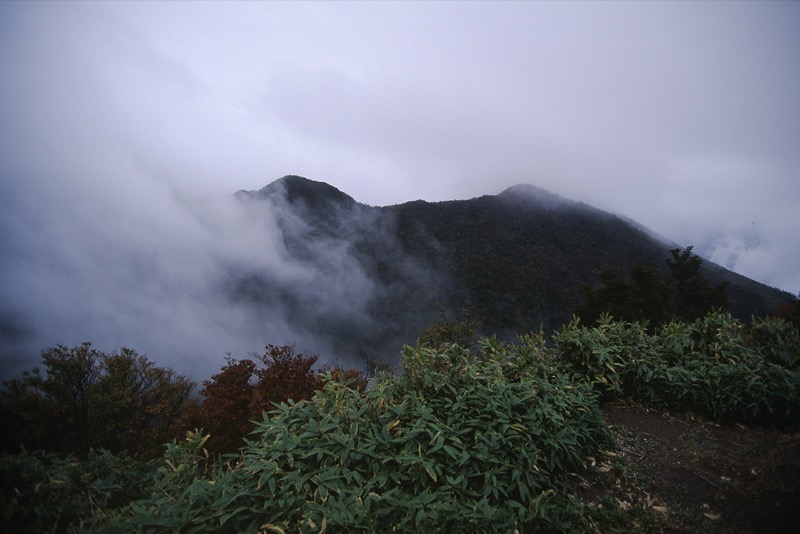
[{"x1": 1, "y1": 1, "x2": 798, "y2": 377}]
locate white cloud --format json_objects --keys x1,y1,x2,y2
[{"x1": 2, "y1": 0, "x2": 798, "y2": 378}]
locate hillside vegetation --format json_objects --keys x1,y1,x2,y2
[
  {"x1": 2, "y1": 176, "x2": 798, "y2": 531},
  {"x1": 232, "y1": 176, "x2": 795, "y2": 363},
  {"x1": 2, "y1": 311, "x2": 798, "y2": 532},
  {"x1": 392, "y1": 184, "x2": 792, "y2": 335}
]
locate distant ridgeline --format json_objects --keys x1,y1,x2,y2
[{"x1": 233, "y1": 175, "x2": 795, "y2": 360}]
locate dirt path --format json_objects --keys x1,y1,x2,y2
[{"x1": 582, "y1": 403, "x2": 800, "y2": 532}]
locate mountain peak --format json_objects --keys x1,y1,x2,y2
[
  {"x1": 497, "y1": 183, "x2": 575, "y2": 209},
  {"x1": 260, "y1": 175, "x2": 356, "y2": 207},
  {"x1": 236, "y1": 175, "x2": 358, "y2": 215}
]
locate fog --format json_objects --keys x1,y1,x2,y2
[
  {"x1": 1, "y1": 1, "x2": 798, "y2": 380},
  {"x1": 0, "y1": 171, "x2": 448, "y2": 381}
]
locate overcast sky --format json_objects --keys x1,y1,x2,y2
[{"x1": 1, "y1": 1, "x2": 798, "y2": 377}]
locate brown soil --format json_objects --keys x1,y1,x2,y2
[{"x1": 578, "y1": 402, "x2": 800, "y2": 533}]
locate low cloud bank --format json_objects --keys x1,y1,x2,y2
[{"x1": 0, "y1": 172, "x2": 442, "y2": 382}]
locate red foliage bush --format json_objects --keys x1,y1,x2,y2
[{"x1": 186, "y1": 344, "x2": 366, "y2": 458}]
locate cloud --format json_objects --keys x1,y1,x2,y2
[
  {"x1": 0, "y1": 166, "x2": 444, "y2": 382},
  {"x1": 2, "y1": 1, "x2": 799, "y2": 379}
]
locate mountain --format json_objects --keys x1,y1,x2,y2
[{"x1": 232, "y1": 175, "x2": 795, "y2": 362}]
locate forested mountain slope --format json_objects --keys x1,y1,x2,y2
[{"x1": 234, "y1": 175, "x2": 794, "y2": 359}]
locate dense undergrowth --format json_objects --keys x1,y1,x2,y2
[
  {"x1": 556, "y1": 312, "x2": 800, "y2": 425},
  {"x1": 1, "y1": 312, "x2": 798, "y2": 532}
]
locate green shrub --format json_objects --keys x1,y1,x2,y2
[
  {"x1": 553, "y1": 314, "x2": 652, "y2": 399},
  {"x1": 0, "y1": 447, "x2": 154, "y2": 533},
  {"x1": 105, "y1": 341, "x2": 612, "y2": 532},
  {"x1": 747, "y1": 316, "x2": 800, "y2": 369},
  {"x1": 555, "y1": 311, "x2": 800, "y2": 427},
  {"x1": 6, "y1": 311, "x2": 798, "y2": 532}
]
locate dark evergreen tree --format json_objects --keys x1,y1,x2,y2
[
  {"x1": 577, "y1": 247, "x2": 728, "y2": 326},
  {"x1": 666, "y1": 246, "x2": 729, "y2": 321}
]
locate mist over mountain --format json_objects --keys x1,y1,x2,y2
[
  {"x1": 0, "y1": 175, "x2": 793, "y2": 382},
  {"x1": 225, "y1": 175, "x2": 793, "y2": 361},
  {"x1": 228, "y1": 176, "x2": 451, "y2": 366}
]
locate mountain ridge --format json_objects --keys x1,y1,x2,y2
[{"x1": 232, "y1": 175, "x2": 794, "y2": 361}]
